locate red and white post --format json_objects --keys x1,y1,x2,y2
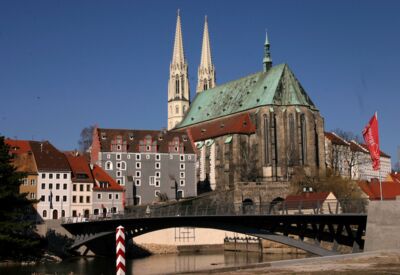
[{"x1": 116, "y1": 225, "x2": 126, "y2": 275}]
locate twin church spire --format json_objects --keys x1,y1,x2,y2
[{"x1": 167, "y1": 11, "x2": 216, "y2": 130}]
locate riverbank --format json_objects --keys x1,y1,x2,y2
[{"x1": 177, "y1": 249, "x2": 400, "y2": 274}]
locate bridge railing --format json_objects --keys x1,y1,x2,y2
[{"x1": 63, "y1": 198, "x2": 368, "y2": 223}]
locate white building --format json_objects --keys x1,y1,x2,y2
[{"x1": 31, "y1": 141, "x2": 72, "y2": 220}]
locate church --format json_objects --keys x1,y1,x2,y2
[{"x1": 168, "y1": 11, "x2": 326, "y2": 202}]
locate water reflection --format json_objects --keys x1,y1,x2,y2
[{"x1": 1, "y1": 251, "x2": 308, "y2": 275}]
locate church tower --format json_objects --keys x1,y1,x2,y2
[
  {"x1": 168, "y1": 10, "x2": 190, "y2": 130},
  {"x1": 196, "y1": 16, "x2": 216, "y2": 93}
]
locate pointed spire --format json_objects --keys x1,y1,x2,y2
[
  {"x1": 172, "y1": 9, "x2": 185, "y2": 65},
  {"x1": 200, "y1": 15, "x2": 213, "y2": 69},
  {"x1": 263, "y1": 30, "x2": 272, "y2": 72},
  {"x1": 197, "y1": 15, "x2": 216, "y2": 93}
]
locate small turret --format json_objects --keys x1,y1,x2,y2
[{"x1": 263, "y1": 30, "x2": 272, "y2": 72}]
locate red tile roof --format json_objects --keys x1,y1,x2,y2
[
  {"x1": 5, "y1": 139, "x2": 32, "y2": 154},
  {"x1": 95, "y1": 128, "x2": 195, "y2": 154},
  {"x1": 92, "y1": 164, "x2": 124, "y2": 192},
  {"x1": 390, "y1": 173, "x2": 400, "y2": 183},
  {"x1": 29, "y1": 141, "x2": 70, "y2": 172},
  {"x1": 324, "y1": 132, "x2": 349, "y2": 146},
  {"x1": 285, "y1": 192, "x2": 331, "y2": 209},
  {"x1": 358, "y1": 180, "x2": 400, "y2": 200},
  {"x1": 65, "y1": 154, "x2": 94, "y2": 183},
  {"x1": 185, "y1": 112, "x2": 256, "y2": 141}
]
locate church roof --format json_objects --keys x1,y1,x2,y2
[{"x1": 177, "y1": 63, "x2": 317, "y2": 128}]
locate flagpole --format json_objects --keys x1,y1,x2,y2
[{"x1": 379, "y1": 168, "x2": 383, "y2": 201}]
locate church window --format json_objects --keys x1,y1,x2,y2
[
  {"x1": 289, "y1": 114, "x2": 295, "y2": 163},
  {"x1": 175, "y1": 74, "x2": 180, "y2": 95},
  {"x1": 264, "y1": 115, "x2": 270, "y2": 165},
  {"x1": 181, "y1": 77, "x2": 185, "y2": 95},
  {"x1": 175, "y1": 105, "x2": 179, "y2": 114},
  {"x1": 300, "y1": 114, "x2": 307, "y2": 165}
]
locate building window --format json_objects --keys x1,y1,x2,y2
[
  {"x1": 79, "y1": 196, "x2": 83, "y2": 203},
  {"x1": 180, "y1": 163, "x2": 185, "y2": 170},
  {"x1": 156, "y1": 154, "x2": 160, "y2": 161},
  {"x1": 300, "y1": 114, "x2": 307, "y2": 165},
  {"x1": 63, "y1": 196, "x2": 67, "y2": 202},
  {"x1": 72, "y1": 196, "x2": 76, "y2": 203},
  {"x1": 149, "y1": 176, "x2": 155, "y2": 186},
  {"x1": 135, "y1": 179, "x2": 141, "y2": 186},
  {"x1": 30, "y1": 179, "x2": 35, "y2": 185},
  {"x1": 264, "y1": 114, "x2": 270, "y2": 165},
  {"x1": 55, "y1": 196, "x2": 60, "y2": 202},
  {"x1": 155, "y1": 190, "x2": 161, "y2": 197},
  {"x1": 180, "y1": 172, "x2": 185, "y2": 178},
  {"x1": 43, "y1": 210, "x2": 47, "y2": 218},
  {"x1": 106, "y1": 161, "x2": 113, "y2": 170},
  {"x1": 146, "y1": 154, "x2": 150, "y2": 159},
  {"x1": 41, "y1": 173, "x2": 45, "y2": 179},
  {"x1": 40, "y1": 195, "x2": 45, "y2": 201},
  {"x1": 61, "y1": 210, "x2": 65, "y2": 217},
  {"x1": 136, "y1": 171, "x2": 141, "y2": 178},
  {"x1": 94, "y1": 209, "x2": 99, "y2": 215},
  {"x1": 155, "y1": 162, "x2": 160, "y2": 169},
  {"x1": 87, "y1": 185, "x2": 90, "y2": 192},
  {"x1": 56, "y1": 174, "x2": 60, "y2": 179},
  {"x1": 188, "y1": 155, "x2": 192, "y2": 160},
  {"x1": 80, "y1": 184, "x2": 84, "y2": 192},
  {"x1": 180, "y1": 155, "x2": 184, "y2": 161},
  {"x1": 116, "y1": 154, "x2": 121, "y2": 160},
  {"x1": 115, "y1": 194, "x2": 119, "y2": 200},
  {"x1": 49, "y1": 183, "x2": 53, "y2": 190},
  {"x1": 108, "y1": 193, "x2": 113, "y2": 200},
  {"x1": 155, "y1": 180, "x2": 160, "y2": 187},
  {"x1": 117, "y1": 162, "x2": 121, "y2": 169},
  {"x1": 180, "y1": 179, "x2": 185, "y2": 186},
  {"x1": 41, "y1": 183, "x2": 45, "y2": 189},
  {"x1": 86, "y1": 196, "x2": 90, "y2": 203},
  {"x1": 134, "y1": 196, "x2": 141, "y2": 205},
  {"x1": 22, "y1": 178, "x2": 28, "y2": 185},
  {"x1": 73, "y1": 184, "x2": 76, "y2": 191},
  {"x1": 30, "y1": 193, "x2": 35, "y2": 199},
  {"x1": 63, "y1": 174, "x2": 67, "y2": 179},
  {"x1": 135, "y1": 154, "x2": 141, "y2": 160},
  {"x1": 146, "y1": 146, "x2": 151, "y2": 152},
  {"x1": 155, "y1": 171, "x2": 160, "y2": 178},
  {"x1": 107, "y1": 154, "x2": 111, "y2": 159},
  {"x1": 63, "y1": 183, "x2": 67, "y2": 190},
  {"x1": 175, "y1": 105, "x2": 179, "y2": 114},
  {"x1": 117, "y1": 145, "x2": 121, "y2": 151},
  {"x1": 121, "y1": 161, "x2": 126, "y2": 170},
  {"x1": 97, "y1": 193, "x2": 101, "y2": 199},
  {"x1": 49, "y1": 174, "x2": 53, "y2": 179},
  {"x1": 116, "y1": 179, "x2": 121, "y2": 184},
  {"x1": 116, "y1": 171, "x2": 122, "y2": 177},
  {"x1": 56, "y1": 183, "x2": 60, "y2": 190},
  {"x1": 136, "y1": 162, "x2": 141, "y2": 169},
  {"x1": 127, "y1": 154, "x2": 131, "y2": 159},
  {"x1": 177, "y1": 190, "x2": 184, "y2": 200},
  {"x1": 72, "y1": 210, "x2": 77, "y2": 217}
]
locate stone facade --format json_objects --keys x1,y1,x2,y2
[{"x1": 91, "y1": 127, "x2": 197, "y2": 206}]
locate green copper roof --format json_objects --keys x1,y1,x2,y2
[{"x1": 177, "y1": 63, "x2": 317, "y2": 128}]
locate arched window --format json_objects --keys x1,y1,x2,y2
[
  {"x1": 203, "y1": 78, "x2": 208, "y2": 90},
  {"x1": 264, "y1": 114, "x2": 270, "y2": 165},
  {"x1": 120, "y1": 161, "x2": 126, "y2": 170},
  {"x1": 175, "y1": 105, "x2": 179, "y2": 114},
  {"x1": 181, "y1": 77, "x2": 185, "y2": 95},
  {"x1": 183, "y1": 105, "x2": 186, "y2": 114},
  {"x1": 105, "y1": 161, "x2": 113, "y2": 170},
  {"x1": 288, "y1": 114, "x2": 295, "y2": 161},
  {"x1": 175, "y1": 74, "x2": 180, "y2": 95},
  {"x1": 43, "y1": 210, "x2": 47, "y2": 218},
  {"x1": 300, "y1": 114, "x2": 307, "y2": 165}
]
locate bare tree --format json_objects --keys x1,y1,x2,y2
[
  {"x1": 332, "y1": 128, "x2": 362, "y2": 143},
  {"x1": 78, "y1": 125, "x2": 95, "y2": 153}
]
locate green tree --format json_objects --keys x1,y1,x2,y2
[{"x1": 0, "y1": 136, "x2": 42, "y2": 260}]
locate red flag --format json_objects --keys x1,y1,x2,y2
[{"x1": 362, "y1": 112, "x2": 380, "y2": 170}]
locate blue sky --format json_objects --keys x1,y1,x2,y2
[{"x1": 1, "y1": 0, "x2": 399, "y2": 166}]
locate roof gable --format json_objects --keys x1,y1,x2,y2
[
  {"x1": 92, "y1": 165, "x2": 123, "y2": 191},
  {"x1": 65, "y1": 154, "x2": 94, "y2": 183},
  {"x1": 177, "y1": 63, "x2": 317, "y2": 128}
]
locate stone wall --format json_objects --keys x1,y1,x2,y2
[{"x1": 365, "y1": 199, "x2": 400, "y2": 251}]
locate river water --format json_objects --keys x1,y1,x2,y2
[{"x1": 2, "y1": 252, "x2": 308, "y2": 275}]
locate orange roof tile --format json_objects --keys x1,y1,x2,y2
[
  {"x1": 92, "y1": 165, "x2": 124, "y2": 192},
  {"x1": 5, "y1": 139, "x2": 32, "y2": 154},
  {"x1": 358, "y1": 181, "x2": 400, "y2": 200},
  {"x1": 65, "y1": 154, "x2": 94, "y2": 183}
]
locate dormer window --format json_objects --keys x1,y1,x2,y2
[
  {"x1": 129, "y1": 133, "x2": 134, "y2": 140},
  {"x1": 146, "y1": 145, "x2": 151, "y2": 151},
  {"x1": 101, "y1": 133, "x2": 106, "y2": 140}
]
